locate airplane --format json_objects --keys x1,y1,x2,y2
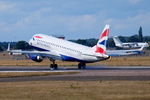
[
  {"x1": 11, "y1": 25, "x2": 110, "y2": 70},
  {"x1": 106, "y1": 46, "x2": 144, "y2": 56},
  {"x1": 113, "y1": 36, "x2": 149, "y2": 49}
]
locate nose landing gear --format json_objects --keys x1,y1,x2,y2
[{"x1": 49, "y1": 59, "x2": 58, "y2": 70}]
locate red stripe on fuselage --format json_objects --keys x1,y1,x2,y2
[{"x1": 34, "y1": 36, "x2": 42, "y2": 38}]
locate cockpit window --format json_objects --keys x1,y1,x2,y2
[{"x1": 33, "y1": 37, "x2": 35, "y2": 41}]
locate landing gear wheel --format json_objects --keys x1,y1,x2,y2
[
  {"x1": 50, "y1": 64, "x2": 54, "y2": 70},
  {"x1": 78, "y1": 63, "x2": 86, "y2": 69},
  {"x1": 54, "y1": 64, "x2": 58, "y2": 69},
  {"x1": 49, "y1": 59, "x2": 58, "y2": 70},
  {"x1": 78, "y1": 63, "x2": 82, "y2": 69},
  {"x1": 50, "y1": 64, "x2": 58, "y2": 70}
]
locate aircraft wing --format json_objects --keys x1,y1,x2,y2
[{"x1": 10, "y1": 50, "x2": 61, "y2": 59}]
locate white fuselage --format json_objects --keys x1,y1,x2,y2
[{"x1": 29, "y1": 34, "x2": 108, "y2": 63}]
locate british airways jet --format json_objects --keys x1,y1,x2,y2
[{"x1": 11, "y1": 25, "x2": 110, "y2": 70}]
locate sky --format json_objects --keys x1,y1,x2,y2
[{"x1": 0, "y1": 0, "x2": 150, "y2": 41}]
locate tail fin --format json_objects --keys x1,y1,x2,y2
[
  {"x1": 139, "y1": 45, "x2": 145, "y2": 51},
  {"x1": 95, "y1": 25, "x2": 110, "y2": 54},
  {"x1": 113, "y1": 36, "x2": 123, "y2": 47},
  {"x1": 7, "y1": 43, "x2": 10, "y2": 52}
]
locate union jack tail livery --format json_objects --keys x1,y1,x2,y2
[{"x1": 95, "y1": 25, "x2": 110, "y2": 54}]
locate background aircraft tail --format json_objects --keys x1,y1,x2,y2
[
  {"x1": 95, "y1": 25, "x2": 110, "y2": 54},
  {"x1": 7, "y1": 43, "x2": 10, "y2": 52},
  {"x1": 113, "y1": 36, "x2": 123, "y2": 47}
]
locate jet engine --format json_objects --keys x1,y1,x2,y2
[{"x1": 28, "y1": 55, "x2": 43, "y2": 62}]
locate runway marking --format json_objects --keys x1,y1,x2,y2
[
  {"x1": 0, "y1": 66, "x2": 150, "y2": 81},
  {"x1": 0, "y1": 70, "x2": 80, "y2": 73}
]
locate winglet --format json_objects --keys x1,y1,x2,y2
[{"x1": 95, "y1": 24, "x2": 110, "y2": 54}]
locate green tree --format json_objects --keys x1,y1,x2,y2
[
  {"x1": 107, "y1": 38, "x2": 115, "y2": 48},
  {"x1": 139, "y1": 26, "x2": 143, "y2": 42},
  {"x1": 144, "y1": 36, "x2": 150, "y2": 42},
  {"x1": 76, "y1": 39, "x2": 87, "y2": 46},
  {"x1": 86, "y1": 38, "x2": 98, "y2": 47},
  {"x1": 15, "y1": 41, "x2": 32, "y2": 50},
  {"x1": 0, "y1": 45, "x2": 3, "y2": 51},
  {"x1": 119, "y1": 36, "x2": 127, "y2": 42},
  {"x1": 128, "y1": 35, "x2": 140, "y2": 42}
]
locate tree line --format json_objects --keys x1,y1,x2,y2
[
  {"x1": 0, "y1": 41, "x2": 32, "y2": 51},
  {"x1": 0, "y1": 36, "x2": 150, "y2": 52}
]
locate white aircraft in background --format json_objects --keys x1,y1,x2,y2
[
  {"x1": 113, "y1": 36, "x2": 149, "y2": 49},
  {"x1": 11, "y1": 25, "x2": 110, "y2": 69},
  {"x1": 106, "y1": 46, "x2": 144, "y2": 56}
]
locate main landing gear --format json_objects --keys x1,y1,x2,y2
[
  {"x1": 78, "y1": 62, "x2": 86, "y2": 69},
  {"x1": 49, "y1": 59, "x2": 86, "y2": 70},
  {"x1": 49, "y1": 60, "x2": 58, "y2": 70}
]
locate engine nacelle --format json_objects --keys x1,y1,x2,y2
[{"x1": 28, "y1": 55, "x2": 43, "y2": 62}]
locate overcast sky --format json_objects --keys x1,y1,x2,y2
[{"x1": 0, "y1": 0, "x2": 150, "y2": 41}]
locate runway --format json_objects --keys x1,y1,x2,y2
[{"x1": 0, "y1": 66, "x2": 150, "y2": 82}]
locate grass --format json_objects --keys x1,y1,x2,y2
[
  {"x1": 0, "y1": 52, "x2": 150, "y2": 66},
  {"x1": 0, "y1": 81, "x2": 150, "y2": 100},
  {"x1": 0, "y1": 56, "x2": 150, "y2": 67},
  {"x1": 99, "y1": 56, "x2": 150, "y2": 66}
]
